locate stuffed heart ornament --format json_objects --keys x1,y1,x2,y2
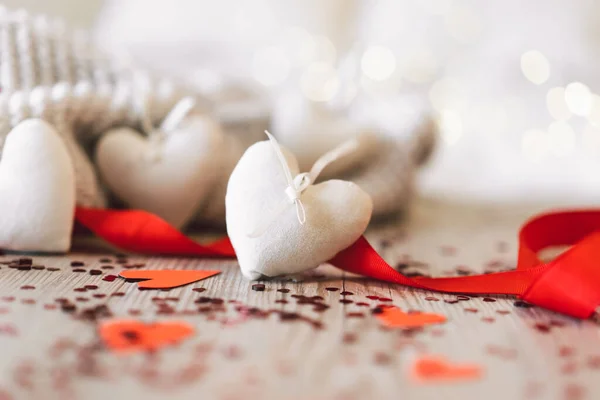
[
  {"x1": 0, "y1": 119, "x2": 75, "y2": 252},
  {"x1": 96, "y1": 100, "x2": 225, "y2": 228},
  {"x1": 226, "y1": 132, "x2": 373, "y2": 280}
]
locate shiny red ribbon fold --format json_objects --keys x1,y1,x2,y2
[{"x1": 75, "y1": 207, "x2": 600, "y2": 319}]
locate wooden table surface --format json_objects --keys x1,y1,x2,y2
[{"x1": 0, "y1": 198, "x2": 597, "y2": 400}]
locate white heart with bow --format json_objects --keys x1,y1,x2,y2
[
  {"x1": 96, "y1": 98, "x2": 225, "y2": 228},
  {"x1": 0, "y1": 119, "x2": 75, "y2": 252},
  {"x1": 226, "y1": 132, "x2": 373, "y2": 280}
]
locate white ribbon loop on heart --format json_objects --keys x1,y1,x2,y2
[
  {"x1": 247, "y1": 131, "x2": 359, "y2": 238},
  {"x1": 139, "y1": 95, "x2": 197, "y2": 162}
]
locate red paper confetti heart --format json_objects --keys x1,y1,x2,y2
[
  {"x1": 376, "y1": 307, "x2": 447, "y2": 328},
  {"x1": 99, "y1": 320, "x2": 194, "y2": 353},
  {"x1": 411, "y1": 355, "x2": 483, "y2": 383},
  {"x1": 119, "y1": 270, "x2": 220, "y2": 289}
]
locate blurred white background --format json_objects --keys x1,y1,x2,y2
[{"x1": 6, "y1": 0, "x2": 600, "y2": 206}]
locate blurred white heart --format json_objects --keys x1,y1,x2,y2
[{"x1": 0, "y1": 119, "x2": 75, "y2": 252}]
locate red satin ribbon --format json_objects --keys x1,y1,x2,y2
[{"x1": 75, "y1": 207, "x2": 600, "y2": 319}]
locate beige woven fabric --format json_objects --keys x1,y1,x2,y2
[{"x1": 0, "y1": 7, "x2": 190, "y2": 207}]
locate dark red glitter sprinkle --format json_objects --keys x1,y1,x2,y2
[
  {"x1": 346, "y1": 312, "x2": 365, "y2": 318},
  {"x1": 72, "y1": 269, "x2": 86, "y2": 273},
  {"x1": 252, "y1": 284, "x2": 265, "y2": 291},
  {"x1": 192, "y1": 288, "x2": 206, "y2": 293},
  {"x1": 425, "y1": 296, "x2": 439, "y2": 301},
  {"x1": 483, "y1": 297, "x2": 497, "y2": 302},
  {"x1": 534, "y1": 323, "x2": 551, "y2": 333},
  {"x1": 343, "y1": 333, "x2": 357, "y2": 344},
  {"x1": 111, "y1": 292, "x2": 125, "y2": 297},
  {"x1": 20, "y1": 285, "x2": 35, "y2": 290},
  {"x1": 339, "y1": 299, "x2": 353, "y2": 304},
  {"x1": 277, "y1": 288, "x2": 290, "y2": 293},
  {"x1": 101, "y1": 265, "x2": 114, "y2": 270},
  {"x1": 84, "y1": 285, "x2": 98, "y2": 290},
  {"x1": 102, "y1": 275, "x2": 117, "y2": 282},
  {"x1": 70, "y1": 261, "x2": 84, "y2": 267},
  {"x1": 514, "y1": 300, "x2": 533, "y2": 308},
  {"x1": 47, "y1": 268, "x2": 60, "y2": 272},
  {"x1": 89, "y1": 270, "x2": 102, "y2": 276},
  {"x1": 378, "y1": 297, "x2": 393, "y2": 302},
  {"x1": 340, "y1": 291, "x2": 354, "y2": 296},
  {"x1": 374, "y1": 352, "x2": 392, "y2": 365},
  {"x1": 366, "y1": 295, "x2": 380, "y2": 300},
  {"x1": 356, "y1": 302, "x2": 369, "y2": 307},
  {"x1": 464, "y1": 308, "x2": 478, "y2": 313},
  {"x1": 325, "y1": 287, "x2": 339, "y2": 292},
  {"x1": 92, "y1": 294, "x2": 106, "y2": 299}
]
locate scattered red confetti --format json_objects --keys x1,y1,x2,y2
[
  {"x1": 486, "y1": 345, "x2": 518, "y2": 360},
  {"x1": 424, "y1": 297, "x2": 439, "y2": 302},
  {"x1": 464, "y1": 308, "x2": 479, "y2": 313},
  {"x1": 564, "y1": 383, "x2": 585, "y2": 400},
  {"x1": 99, "y1": 320, "x2": 194, "y2": 353},
  {"x1": 20, "y1": 285, "x2": 35, "y2": 290},
  {"x1": 561, "y1": 362, "x2": 577, "y2": 375},
  {"x1": 119, "y1": 270, "x2": 220, "y2": 289},
  {"x1": 376, "y1": 307, "x2": 446, "y2": 329},
  {"x1": 559, "y1": 347, "x2": 575, "y2": 358},
  {"x1": 411, "y1": 355, "x2": 483, "y2": 383}
]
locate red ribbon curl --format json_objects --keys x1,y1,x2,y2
[{"x1": 75, "y1": 208, "x2": 600, "y2": 319}]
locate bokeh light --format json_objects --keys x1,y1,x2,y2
[
  {"x1": 520, "y1": 50, "x2": 550, "y2": 85},
  {"x1": 360, "y1": 45, "x2": 396, "y2": 82},
  {"x1": 546, "y1": 87, "x2": 572, "y2": 120},
  {"x1": 564, "y1": 82, "x2": 592, "y2": 116},
  {"x1": 300, "y1": 62, "x2": 340, "y2": 102},
  {"x1": 438, "y1": 109, "x2": 463, "y2": 145}
]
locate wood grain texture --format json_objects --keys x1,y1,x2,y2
[{"x1": 0, "y1": 198, "x2": 597, "y2": 400}]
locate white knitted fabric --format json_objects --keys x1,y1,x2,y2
[{"x1": 0, "y1": 7, "x2": 191, "y2": 207}]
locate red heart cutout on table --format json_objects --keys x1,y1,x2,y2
[
  {"x1": 99, "y1": 320, "x2": 194, "y2": 353},
  {"x1": 376, "y1": 307, "x2": 447, "y2": 328},
  {"x1": 411, "y1": 355, "x2": 483, "y2": 383},
  {"x1": 119, "y1": 270, "x2": 220, "y2": 289}
]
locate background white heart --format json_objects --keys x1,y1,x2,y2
[
  {"x1": 96, "y1": 115, "x2": 225, "y2": 228},
  {"x1": 226, "y1": 140, "x2": 373, "y2": 280},
  {"x1": 0, "y1": 119, "x2": 75, "y2": 252}
]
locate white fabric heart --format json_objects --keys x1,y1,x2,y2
[
  {"x1": 226, "y1": 133, "x2": 373, "y2": 280},
  {"x1": 96, "y1": 114, "x2": 225, "y2": 228},
  {"x1": 0, "y1": 119, "x2": 75, "y2": 252}
]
